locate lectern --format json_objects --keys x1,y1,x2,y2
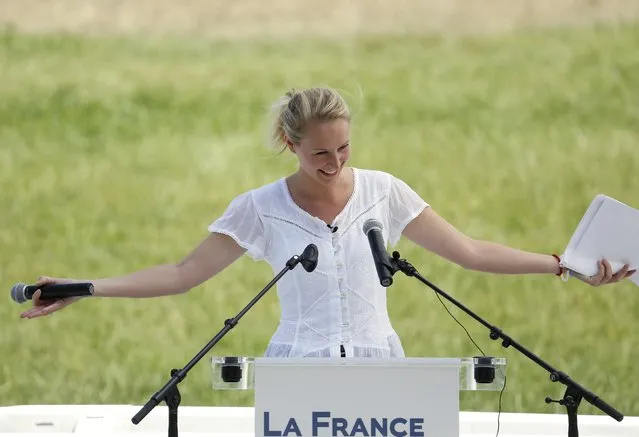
[{"x1": 211, "y1": 356, "x2": 506, "y2": 437}]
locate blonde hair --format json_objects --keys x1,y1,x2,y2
[{"x1": 268, "y1": 86, "x2": 351, "y2": 152}]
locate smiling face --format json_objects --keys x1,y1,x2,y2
[{"x1": 287, "y1": 118, "x2": 351, "y2": 187}]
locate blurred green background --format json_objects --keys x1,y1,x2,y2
[{"x1": 1, "y1": 0, "x2": 638, "y2": 417}]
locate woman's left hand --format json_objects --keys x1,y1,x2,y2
[{"x1": 578, "y1": 260, "x2": 636, "y2": 286}]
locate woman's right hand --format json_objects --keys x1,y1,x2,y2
[{"x1": 20, "y1": 276, "x2": 84, "y2": 319}]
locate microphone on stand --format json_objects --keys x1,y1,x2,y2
[
  {"x1": 362, "y1": 219, "x2": 395, "y2": 287},
  {"x1": 300, "y1": 243, "x2": 319, "y2": 272}
]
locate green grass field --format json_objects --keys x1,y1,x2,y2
[{"x1": 1, "y1": 23, "x2": 638, "y2": 417}]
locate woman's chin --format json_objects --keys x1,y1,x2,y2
[{"x1": 317, "y1": 168, "x2": 340, "y2": 184}]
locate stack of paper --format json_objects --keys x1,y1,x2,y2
[{"x1": 562, "y1": 194, "x2": 639, "y2": 286}]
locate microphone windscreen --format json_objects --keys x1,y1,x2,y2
[
  {"x1": 10, "y1": 283, "x2": 27, "y2": 304},
  {"x1": 363, "y1": 218, "x2": 383, "y2": 235},
  {"x1": 301, "y1": 244, "x2": 318, "y2": 272}
]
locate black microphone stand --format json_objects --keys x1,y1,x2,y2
[
  {"x1": 131, "y1": 244, "x2": 319, "y2": 437},
  {"x1": 384, "y1": 250, "x2": 623, "y2": 437}
]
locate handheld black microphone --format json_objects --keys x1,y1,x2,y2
[
  {"x1": 300, "y1": 243, "x2": 319, "y2": 272},
  {"x1": 362, "y1": 219, "x2": 394, "y2": 287},
  {"x1": 10, "y1": 282, "x2": 94, "y2": 304}
]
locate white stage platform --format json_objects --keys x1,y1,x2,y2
[{"x1": 0, "y1": 405, "x2": 637, "y2": 437}]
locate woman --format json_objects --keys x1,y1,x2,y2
[{"x1": 20, "y1": 86, "x2": 635, "y2": 358}]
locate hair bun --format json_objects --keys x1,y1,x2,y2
[{"x1": 267, "y1": 86, "x2": 350, "y2": 153}]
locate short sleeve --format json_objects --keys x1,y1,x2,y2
[
  {"x1": 207, "y1": 191, "x2": 267, "y2": 261},
  {"x1": 388, "y1": 175, "x2": 429, "y2": 247}
]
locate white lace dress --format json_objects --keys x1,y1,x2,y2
[{"x1": 208, "y1": 168, "x2": 429, "y2": 358}]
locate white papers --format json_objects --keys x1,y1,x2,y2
[{"x1": 562, "y1": 194, "x2": 639, "y2": 286}]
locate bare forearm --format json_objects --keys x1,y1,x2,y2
[
  {"x1": 88, "y1": 264, "x2": 188, "y2": 298},
  {"x1": 66, "y1": 234, "x2": 243, "y2": 299},
  {"x1": 465, "y1": 240, "x2": 559, "y2": 275}
]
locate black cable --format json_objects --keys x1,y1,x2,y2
[{"x1": 432, "y1": 291, "x2": 506, "y2": 437}]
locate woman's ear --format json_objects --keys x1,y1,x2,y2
[{"x1": 285, "y1": 137, "x2": 296, "y2": 154}]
